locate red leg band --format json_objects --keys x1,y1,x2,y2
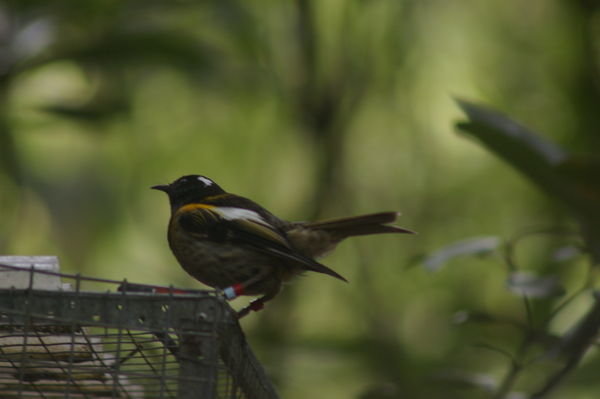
[{"x1": 233, "y1": 283, "x2": 245, "y2": 296}]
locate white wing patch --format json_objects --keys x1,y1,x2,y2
[
  {"x1": 216, "y1": 207, "x2": 267, "y2": 224},
  {"x1": 197, "y1": 176, "x2": 214, "y2": 186}
]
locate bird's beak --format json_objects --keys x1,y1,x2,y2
[{"x1": 151, "y1": 184, "x2": 170, "y2": 193}]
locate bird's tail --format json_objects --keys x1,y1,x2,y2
[{"x1": 303, "y1": 212, "x2": 415, "y2": 239}]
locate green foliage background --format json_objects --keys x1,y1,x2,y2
[{"x1": 1, "y1": 0, "x2": 599, "y2": 398}]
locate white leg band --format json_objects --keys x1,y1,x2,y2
[{"x1": 223, "y1": 286, "x2": 237, "y2": 300}]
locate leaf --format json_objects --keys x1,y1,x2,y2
[
  {"x1": 551, "y1": 245, "x2": 581, "y2": 263},
  {"x1": 26, "y1": 27, "x2": 220, "y2": 79},
  {"x1": 537, "y1": 293, "x2": 600, "y2": 396},
  {"x1": 40, "y1": 100, "x2": 130, "y2": 123},
  {"x1": 423, "y1": 236, "x2": 500, "y2": 271},
  {"x1": 452, "y1": 310, "x2": 496, "y2": 325},
  {"x1": 454, "y1": 100, "x2": 583, "y2": 210},
  {"x1": 435, "y1": 370, "x2": 497, "y2": 393},
  {"x1": 506, "y1": 272, "x2": 565, "y2": 298},
  {"x1": 455, "y1": 99, "x2": 600, "y2": 264},
  {"x1": 455, "y1": 99, "x2": 565, "y2": 163},
  {"x1": 555, "y1": 156, "x2": 600, "y2": 205}
]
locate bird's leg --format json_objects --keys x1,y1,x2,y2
[
  {"x1": 236, "y1": 290, "x2": 278, "y2": 319},
  {"x1": 221, "y1": 269, "x2": 279, "y2": 318},
  {"x1": 222, "y1": 269, "x2": 271, "y2": 301},
  {"x1": 221, "y1": 269, "x2": 282, "y2": 318}
]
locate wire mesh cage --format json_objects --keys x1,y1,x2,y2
[{"x1": 0, "y1": 257, "x2": 279, "y2": 399}]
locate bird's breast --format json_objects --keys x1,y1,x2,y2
[{"x1": 166, "y1": 220, "x2": 299, "y2": 294}]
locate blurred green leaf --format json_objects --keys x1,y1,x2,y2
[
  {"x1": 506, "y1": 272, "x2": 565, "y2": 298},
  {"x1": 423, "y1": 236, "x2": 500, "y2": 271},
  {"x1": 555, "y1": 156, "x2": 600, "y2": 204},
  {"x1": 455, "y1": 99, "x2": 573, "y2": 206},
  {"x1": 70, "y1": 29, "x2": 218, "y2": 73},
  {"x1": 40, "y1": 100, "x2": 130, "y2": 123},
  {"x1": 455, "y1": 99, "x2": 565, "y2": 164},
  {"x1": 358, "y1": 383, "x2": 401, "y2": 399},
  {"x1": 551, "y1": 245, "x2": 582, "y2": 263},
  {"x1": 456, "y1": 99, "x2": 600, "y2": 263},
  {"x1": 452, "y1": 310, "x2": 502, "y2": 325},
  {"x1": 20, "y1": 27, "x2": 220, "y2": 80},
  {"x1": 434, "y1": 370, "x2": 497, "y2": 393},
  {"x1": 535, "y1": 292, "x2": 600, "y2": 397}
]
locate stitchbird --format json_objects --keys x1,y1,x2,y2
[{"x1": 153, "y1": 175, "x2": 414, "y2": 318}]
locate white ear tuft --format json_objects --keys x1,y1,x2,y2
[{"x1": 197, "y1": 176, "x2": 213, "y2": 186}]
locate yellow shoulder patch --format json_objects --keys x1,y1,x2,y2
[
  {"x1": 203, "y1": 193, "x2": 231, "y2": 202},
  {"x1": 176, "y1": 203, "x2": 215, "y2": 214}
]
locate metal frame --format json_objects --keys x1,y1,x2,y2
[{"x1": 0, "y1": 263, "x2": 280, "y2": 399}]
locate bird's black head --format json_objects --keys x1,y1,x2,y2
[{"x1": 152, "y1": 175, "x2": 226, "y2": 211}]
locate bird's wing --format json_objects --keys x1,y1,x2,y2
[{"x1": 176, "y1": 204, "x2": 347, "y2": 281}]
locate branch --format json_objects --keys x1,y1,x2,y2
[{"x1": 532, "y1": 291, "x2": 600, "y2": 398}]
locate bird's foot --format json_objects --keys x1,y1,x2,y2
[{"x1": 236, "y1": 297, "x2": 268, "y2": 319}]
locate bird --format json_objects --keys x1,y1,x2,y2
[{"x1": 152, "y1": 175, "x2": 414, "y2": 318}]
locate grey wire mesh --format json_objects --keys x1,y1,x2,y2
[{"x1": 0, "y1": 262, "x2": 279, "y2": 399}]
